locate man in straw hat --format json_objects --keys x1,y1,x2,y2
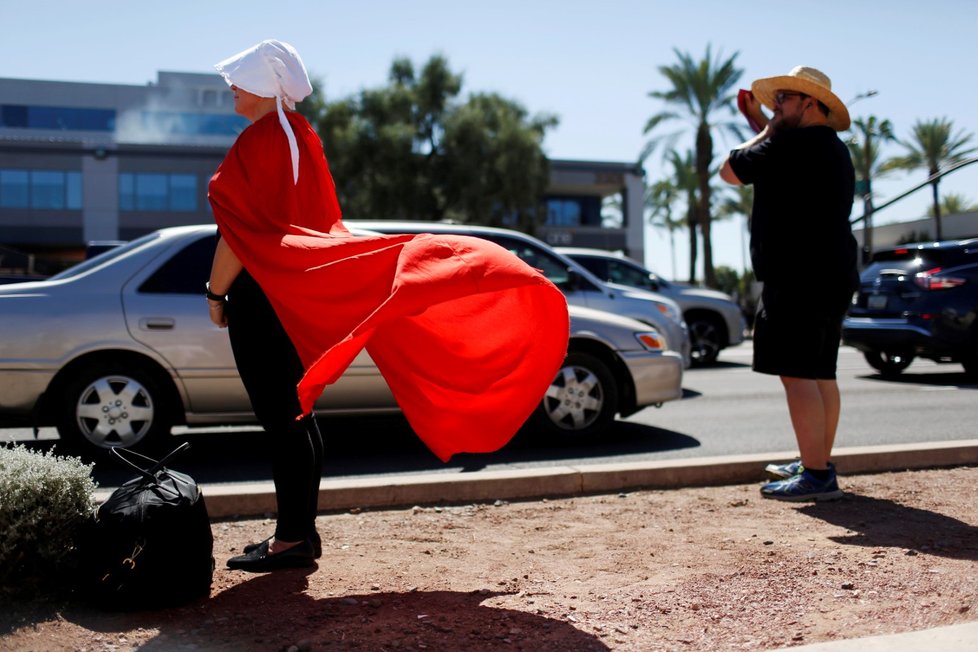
[{"x1": 719, "y1": 66, "x2": 859, "y2": 502}]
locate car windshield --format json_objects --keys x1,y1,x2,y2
[
  {"x1": 48, "y1": 232, "x2": 162, "y2": 280},
  {"x1": 483, "y1": 235, "x2": 598, "y2": 291}
]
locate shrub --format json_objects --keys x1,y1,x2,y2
[{"x1": 0, "y1": 445, "x2": 98, "y2": 596}]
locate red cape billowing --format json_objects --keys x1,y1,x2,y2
[{"x1": 208, "y1": 112, "x2": 569, "y2": 461}]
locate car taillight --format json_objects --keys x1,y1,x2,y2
[{"x1": 913, "y1": 267, "x2": 966, "y2": 290}]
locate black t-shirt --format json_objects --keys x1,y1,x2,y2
[{"x1": 729, "y1": 125, "x2": 858, "y2": 297}]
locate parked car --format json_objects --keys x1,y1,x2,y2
[
  {"x1": 843, "y1": 238, "x2": 978, "y2": 377},
  {"x1": 0, "y1": 225, "x2": 683, "y2": 455},
  {"x1": 0, "y1": 274, "x2": 48, "y2": 285},
  {"x1": 348, "y1": 221, "x2": 692, "y2": 366},
  {"x1": 556, "y1": 247, "x2": 747, "y2": 365}
]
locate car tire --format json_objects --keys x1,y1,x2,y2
[
  {"x1": 688, "y1": 314, "x2": 724, "y2": 366},
  {"x1": 962, "y1": 339, "x2": 978, "y2": 379},
  {"x1": 863, "y1": 350, "x2": 914, "y2": 376},
  {"x1": 533, "y1": 351, "x2": 619, "y2": 439},
  {"x1": 56, "y1": 361, "x2": 173, "y2": 455}
]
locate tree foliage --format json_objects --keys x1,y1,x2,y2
[
  {"x1": 847, "y1": 115, "x2": 897, "y2": 256},
  {"x1": 884, "y1": 117, "x2": 977, "y2": 240},
  {"x1": 848, "y1": 115, "x2": 897, "y2": 199},
  {"x1": 299, "y1": 55, "x2": 558, "y2": 229},
  {"x1": 642, "y1": 45, "x2": 744, "y2": 288},
  {"x1": 927, "y1": 192, "x2": 978, "y2": 218}
]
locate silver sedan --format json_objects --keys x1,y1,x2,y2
[{"x1": 0, "y1": 225, "x2": 682, "y2": 455}]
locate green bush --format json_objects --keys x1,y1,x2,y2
[{"x1": 0, "y1": 445, "x2": 97, "y2": 596}]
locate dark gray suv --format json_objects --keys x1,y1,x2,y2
[{"x1": 843, "y1": 239, "x2": 978, "y2": 376}]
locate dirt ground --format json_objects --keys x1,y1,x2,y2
[{"x1": 2, "y1": 466, "x2": 976, "y2": 651}]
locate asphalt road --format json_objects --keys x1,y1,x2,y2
[{"x1": 3, "y1": 342, "x2": 976, "y2": 488}]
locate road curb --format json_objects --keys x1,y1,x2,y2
[{"x1": 95, "y1": 439, "x2": 978, "y2": 519}]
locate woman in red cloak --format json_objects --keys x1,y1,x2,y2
[{"x1": 207, "y1": 40, "x2": 569, "y2": 572}]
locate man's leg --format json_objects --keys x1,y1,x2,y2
[
  {"x1": 817, "y1": 378, "x2": 841, "y2": 460},
  {"x1": 780, "y1": 376, "x2": 830, "y2": 469}
]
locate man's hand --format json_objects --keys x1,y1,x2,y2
[{"x1": 739, "y1": 91, "x2": 769, "y2": 133}]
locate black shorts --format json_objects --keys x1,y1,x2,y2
[{"x1": 752, "y1": 286, "x2": 851, "y2": 380}]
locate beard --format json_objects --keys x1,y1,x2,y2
[{"x1": 770, "y1": 109, "x2": 803, "y2": 134}]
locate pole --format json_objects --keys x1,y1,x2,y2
[{"x1": 850, "y1": 156, "x2": 978, "y2": 225}]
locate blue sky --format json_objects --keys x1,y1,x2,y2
[{"x1": 3, "y1": 0, "x2": 976, "y2": 277}]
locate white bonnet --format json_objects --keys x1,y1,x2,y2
[
  {"x1": 215, "y1": 39, "x2": 311, "y2": 183},
  {"x1": 215, "y1": 39, "x2": 312, "y2": 110}
]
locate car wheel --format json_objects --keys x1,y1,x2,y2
[
  {"x1": 688, "y1": 315, "x2": 724, "y2": 366},
  {"x1": 533, "y1": 352, "x2": 619, "y2": 439},
  {"x1": 962, "y1": 339, "x2": 978, "y2": 378},
  {"x1": 864, "y1": 350, "x2": 914, "y2": 376},
  {"x1": 56, "y1": 362, "x2": 172, "y2": 454}
]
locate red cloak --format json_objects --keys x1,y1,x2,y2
[{"x1": 208, "y1": 112, "x2": 569, "y2": 461}]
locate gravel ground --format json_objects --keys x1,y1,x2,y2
[{"x1": 2, "y1": 466, "x2": 976, "y2": 651}]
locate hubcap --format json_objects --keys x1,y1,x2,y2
[
  {"x1": 689, "y1": 320, "x2": 720, "y2": 363},
  {"x1": 76, "y1": 375, "x2": 154, "y2": 448},
  {"x1": 543, "y1": 365, "x2": 604, "y2": 431}
]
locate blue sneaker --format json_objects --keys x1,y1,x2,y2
[
  {"x1": 760, "y1": 468, "x2": 843, "y2": 502},
  {"x1": 764, "y1": 459, "x2": 803, "y2": 480},
  {"x1": 764, "y1": 460, "x2": 836, "y2": 481}
]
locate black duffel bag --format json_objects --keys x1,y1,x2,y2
[{"x1": 79, "y1": 442, "x2": 214, "y2": 609}]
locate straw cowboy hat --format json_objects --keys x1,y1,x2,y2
[{"x1": 751, "y1": 66, "x2": 850, "y2": 131}]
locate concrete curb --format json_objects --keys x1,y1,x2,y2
[{"x1": 177, "y1": 439, "x2": 978, "y2": 519}]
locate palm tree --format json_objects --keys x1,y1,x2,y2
[
  {"x1": 646, "y1": 178, "x2": 683, "y2": 280},
  {"x1": 884, "y1": 117, "x2": 977, "y2": 240},
  {"x1": 927, "y1": 192, "x2": 978, "y2": 218},
  {"x1": 642, "y1": 45, "x2": 744, "y2": 288},
  {"x1": 847, "y1": 115, "x2": 896, "y2": 259},
  {"x1": 664, "y1": 149, "x2": 701, "y2": 283}
]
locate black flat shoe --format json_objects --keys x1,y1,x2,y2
[
  {"x1": 243, "y1": 531, "x2": 321, "y2": 558},
  {"x1": 227, "y1": 539, "x2": 316, "y2": 572},
  {"x1": 242, "y1": 536, "x2": 272, "y2": 555}
]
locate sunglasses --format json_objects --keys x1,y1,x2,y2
[{"x1": 774, "y1": 91, "x2": 808, "y2": 105}]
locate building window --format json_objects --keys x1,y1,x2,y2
[
  {"x1": 0, "y1": 169, "x2": 29, "y2": 208},
  {"x1": 32, "y1": 171, "x2": 66, "y2": 209},
  {"x1": 544, "y1": 196, "x2": 603, "y2": 227},
  {"x1": 119, "y1": 172, "x2": 198, "y2": 212},
  {"x1": 141, "y1": 111, "x2": 248, "y2": 136},
  {"x1": 137, "y1": 174, "x2": 168, "y2": 210},
  {"x1": 0, "y1": 169, "x2": 82, "y2": 210},
  {"x1": 119, "y1": 174, "x2": 135, "y2": 211},
  {"x1": 169, "y1": 175, "x2": 197, "y2": 211},
  {"x1": 0, "y1": 104, "x2": 115, "y2": 131},
  {"x1": 66, "y1": 172, "x2": 83, "y2": 209}
]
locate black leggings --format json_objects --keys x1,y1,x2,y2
[{"x1": 226, "y1": 270, "x2": 323, "y2": 542}]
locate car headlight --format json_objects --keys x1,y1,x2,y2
[{"x1": 635, "y1": 330, "x2": 667, "y2": 351}]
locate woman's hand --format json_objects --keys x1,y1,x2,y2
[{"x1": 208, "y1": 300, "x2": 228, "y2": 328}]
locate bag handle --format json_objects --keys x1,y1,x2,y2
[{"x1": 109, "y1": 442, "x2": 192, "y2": 480}]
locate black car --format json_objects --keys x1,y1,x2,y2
[{"x1": 843, "y1": 239, "x2": 978, "y2": 376}]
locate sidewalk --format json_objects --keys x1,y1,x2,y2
[{"x1": 771, "y1": 620, "x2": 978, "y2": 651}]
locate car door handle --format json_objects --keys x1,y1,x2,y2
[{"x1": 140, "y1": 317, "x2": 176, "y2": 330}]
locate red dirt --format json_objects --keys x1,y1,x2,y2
[{"x1": 2, "y1": 466, "x2": 976, "y2": 651}]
